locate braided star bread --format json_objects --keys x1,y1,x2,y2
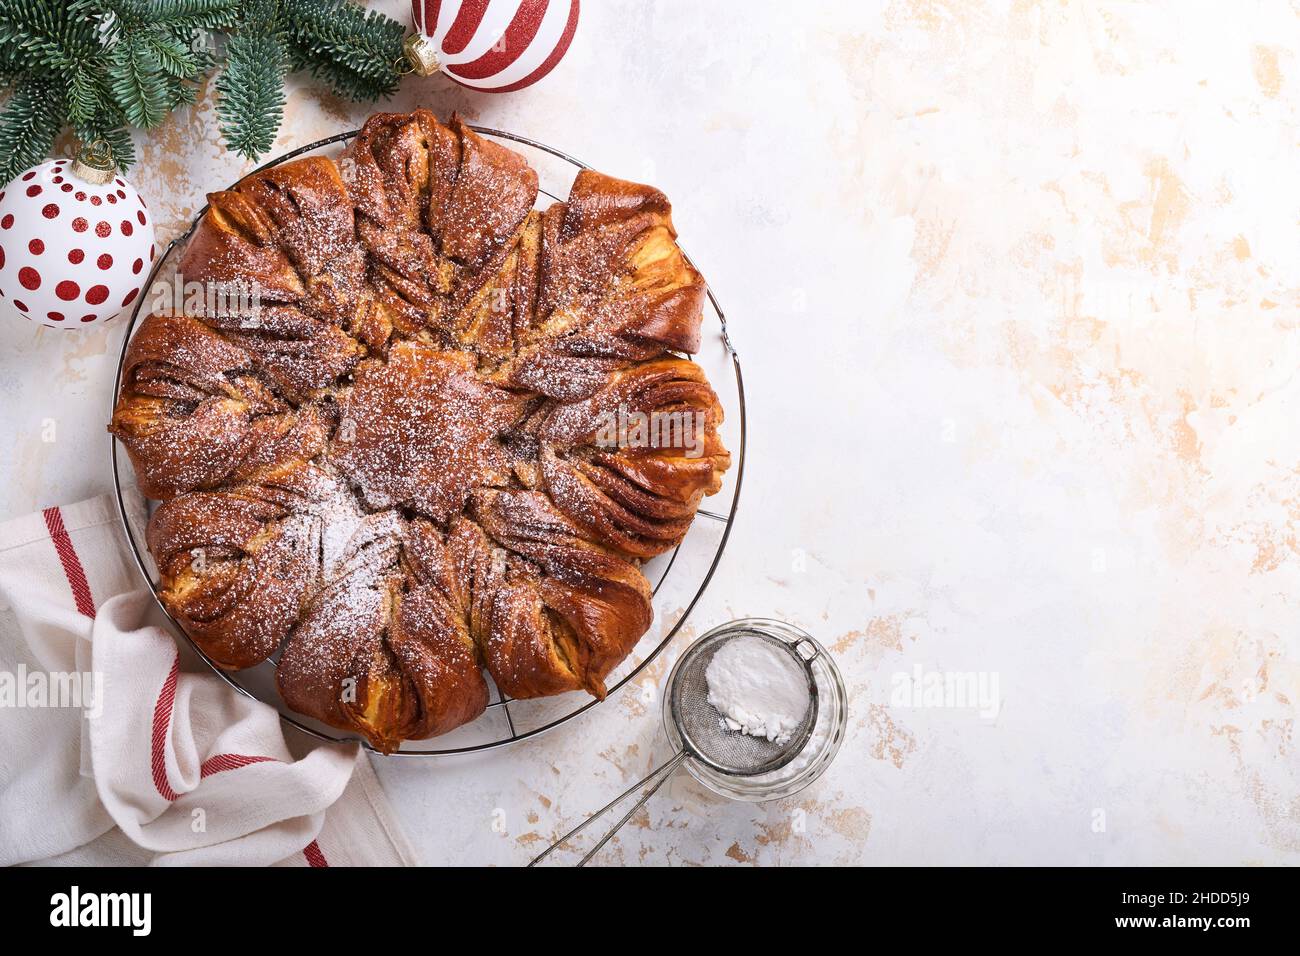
[{"x1": 110, "y1": 110, "x2": 730, "y2": 752}]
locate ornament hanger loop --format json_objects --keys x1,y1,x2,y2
[
  {"x1": 72, "y1": 139, "x2": 117, "y2": 185},
  {"x1": 401, "y1": 33, "x2": 442, "y2": 78}
]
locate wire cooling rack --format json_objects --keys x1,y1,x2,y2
[{"x1": 110, "y1": 125, "x2": 745, "y2": 756}]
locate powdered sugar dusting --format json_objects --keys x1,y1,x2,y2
[{"x1": 114, "y1": 110, "x2": 731, "y2": 748}]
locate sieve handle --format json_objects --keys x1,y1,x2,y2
[{"x1": 528, "y1": 749, "x2": 690, "y2": 867}]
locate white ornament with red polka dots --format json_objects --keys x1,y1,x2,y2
[{"x1": 0, "y1": 158, "x2": 156, "y2": 329}]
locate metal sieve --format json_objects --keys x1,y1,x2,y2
[{"x1": 529, "y1": 627, "x2": 821, "y2": 866}]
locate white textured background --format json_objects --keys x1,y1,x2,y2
[{"x1": 1, "y1": 0, "x2": 1298, "y2": 865}]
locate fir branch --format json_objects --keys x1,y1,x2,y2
[
  {"x1": 73, "y1": 0, "x2": 146, "y2": 40},
  {"x1": 281, "y1": 0, "x2": 403, "y2": 102},
  {"x1": 139, "y1": 27, "x2": 201, "y2": 78},
  {"x1": 90, "y1": 72, "x2": 124, "y2": 121},
  {"x1": 0, "y1": 77, "x2": 64, "y2": 185},
  {"x1": 0, "y1": 0, "x2": 408, "y2": 174},
  {"x1": 65, "y1": 67, "x2": 100, "y2": 126},
  {"x1": 1, "y1": 0, "x2": 101, "y2": 73},
  {"x1": 108, "y1": 35, "x2": 169, "y2": 128},
  {"x1": 239, "y1": 0, "x2": 282, "y2": 29},
  {"x1": 216, "y1": 31, "x2": 286, "y2": 161},
  {"x1": 151, "y1": 0, "x2": 243, "y2": 31},
  {"x1": 76, "y1": 0, "x2": 239, "y2": 33},
  {"x1": 165, "y1": 76, "x2": 200, "y2": 109}
]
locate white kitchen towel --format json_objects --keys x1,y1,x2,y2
[{"x1": 0, "y1": 494, "x2": 419, "y2": 867}]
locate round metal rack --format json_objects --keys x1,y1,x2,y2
[{"x1": 110, "y1": 125, "x2": 745, "y2": 755}]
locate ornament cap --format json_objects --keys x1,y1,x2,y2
[
  {"x1": 402, "y1": 33, "x2": 442, "y2": 77},
  {"x1": 71, "y1": 140, "x2": 116, "y2": 185}
]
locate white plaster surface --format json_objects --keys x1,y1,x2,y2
[{"x1": 1, "y1": 0, "x2": 1298, "y2": 865}]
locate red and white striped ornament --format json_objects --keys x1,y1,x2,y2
[
  {"x1": 407, "y1": 0, "x2": 580, "y2": 92},
  {"x1": 0, "y1": 143, "x2": 155, "y2": 330}
]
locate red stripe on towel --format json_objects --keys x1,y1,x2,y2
[
  {"x1": 303, "y1": 840, "x2": 329, "y2": 867},
  {"x1": 150, "y1": 656, "x2": 181, "y2": 801},
  {"x1": 157, "y1": 690, "x2": 284, "y2": 791},
  {"x1": 200, "y1": 753, "x2": 277, "y2": 777},
  {"x1": 42, "y1": 506, "x2": 96, "y2": 617}
]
